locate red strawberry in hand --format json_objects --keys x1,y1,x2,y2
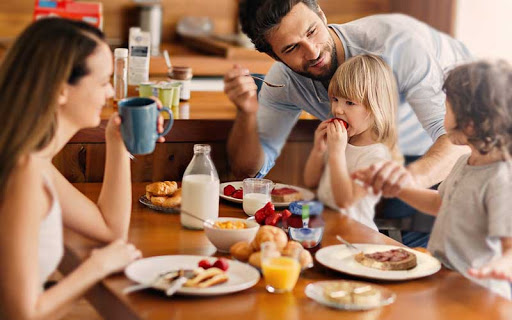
[
  {"x1": 213, "y1": 258, "x2": 229, "y2": 271},
  {"x1": 329, "y1": 118, "x2": 349, "y2": 129},
  {"x1": 223, "y1": 184, "x2": 236, "y2": 196},
  {"x1": 231, "y1": 189, "x2": 243, "y2": 199}
]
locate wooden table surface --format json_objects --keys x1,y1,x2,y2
[{"x1": 60, "y1": 183, "x2": 512, "y2": 320}]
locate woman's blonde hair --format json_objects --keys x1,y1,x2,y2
[
  {"x1": 328, "y1": 54, "x2": 401, "y2": 161},
  {"x1": 0, "y1": 18, "x2": 105, "y2": 197}
]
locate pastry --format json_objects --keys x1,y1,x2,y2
[
  {"x1": 230, "y1": 241, "x2": 254, "y2": 262},
  {"x1": 271, "y1": 187, "x2": 302, "y2": 202},
  {"x1": 184, "y1": 267, "x2": 228, "y2": 288},
  {"x1": 251, "y1": 226, "x2": 288, "y2": 251},
  {"x1": 149, "y1": 188, "x2": 181, "y2": 208},
  {"x1": 355, "y1": 248, "x2": 417, "y2": 271},
  {"x1": 146, "y1": 181, "x2": 178, "y2": 196},
  {"x1": 323, "y1": 281, "x2": 381, "y2": 307}
]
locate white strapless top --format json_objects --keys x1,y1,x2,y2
[{"x1": 38, "y1": 175, "x2": 64, "y2": 289}]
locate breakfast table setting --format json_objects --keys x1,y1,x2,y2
[{"x1": 59, "y1": 182, "x2": 512, "y2": 320}]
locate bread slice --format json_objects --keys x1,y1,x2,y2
[
  {"x1": 355, "y1": 248, "x2": 417, "y2": 271},
  {"x1": 323, "y1": 281, "x2": 381, "y2": 307},
  {"x1": 271, "y1": 187, "x2": 302, "y2": 202}
]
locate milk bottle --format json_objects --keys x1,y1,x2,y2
[{"x1": 180, "y1": 144, "x2": 219, "y2": 229}]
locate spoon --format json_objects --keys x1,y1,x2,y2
[
  {"x1": 172, "y1": 207, "x2": 216, "y2": 228},
  {"x1": 248, "y1": 75, "x2": 285, "y2": 88},
  {"x1": 336, "y1": 235, "x2": 362, "y2": 254}
]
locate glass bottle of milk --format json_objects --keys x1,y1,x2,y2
[{"x1": 180, "y1": 144, "x2": 219, "y2": 229}]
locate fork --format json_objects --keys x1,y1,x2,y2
[
  {"x1": 336, "y1": 235, "x2": 362, "y2": 254},
  {"x1": 123, "y1": 270, "x2": 179, "y2": 294},
  {"x1": 249, "y1": 75, "x2": 285, "y2": 88}
]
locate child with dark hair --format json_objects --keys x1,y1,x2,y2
[{"x1": 354, "y1": 60, "x2": 512, "y2": 298}]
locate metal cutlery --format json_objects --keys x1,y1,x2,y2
[
  {"x1": 123, "y1": 269, "x2": 179, "y2": 294},
  {"x1": 248, "y1": 75, "x2": 285, "y2": 88},
  {"x1": 336, "y1": 235, "x2": 362, "y2": 254},
  {"x1": 165, "y1": 269, "x2": 196, "y2": 296}
]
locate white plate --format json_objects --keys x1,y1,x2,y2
[
  {"x1": 305, "y1": 280, "x2": 396, "y2": 311},
  {"x1": 315, "y1": 244, "x2": 441, "y2": 281},
  {"x1": 125, "y1": 255, "x2": 260, "y2": 296},
  {"x1": 219, "y1": 181, "x2": 315, "y2": 207}
]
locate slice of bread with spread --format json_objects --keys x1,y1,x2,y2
[
  {"x1": 355, "y1": 248, "x2": 417, "y2": 271},
  {"x1": 271, "y1": 187, "x2": 302, "y2": 203}
]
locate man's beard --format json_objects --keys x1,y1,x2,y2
[{"x1": 289, "y1": 39, "x2": 338, "y2": 82}]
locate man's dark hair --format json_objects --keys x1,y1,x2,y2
[{"x1": 239, "y1": 0, "x2": 320, "y2": 59}]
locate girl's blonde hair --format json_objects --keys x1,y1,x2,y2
[{"x1": 328, "y1": 54, "x2": 401, "y2": 161}]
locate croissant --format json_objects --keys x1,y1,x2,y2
[
  {"x1": 150, "y1": 188, "x2": 182, "y2": 208},
  {"x1": 146, "y1": 181, "x2": 178, "y2": 196}
]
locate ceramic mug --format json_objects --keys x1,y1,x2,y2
[{"x1": 118, "y1": 97, "x2": 173, "y2": 155}]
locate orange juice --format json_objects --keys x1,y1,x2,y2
[{"x1": 262, "y1": 256, "x2": 301, "y2": 293}]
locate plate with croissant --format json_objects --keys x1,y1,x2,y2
[
  {"x1": 140, "y1": 181, "x2": 182, "y2": 213},
  {"x1": 125, "y1": 255, "x2": 260, "y2": 296}
]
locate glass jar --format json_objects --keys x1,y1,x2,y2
[
  {"x1": 168, "y1": 66, "x2": 193, "y2": 101},
  {"x1": 180, "y1": 144, "x2": 219, "y2": 229},
  {"x1": 113, "y1": 48, "x2": 128, "y2": 103}
]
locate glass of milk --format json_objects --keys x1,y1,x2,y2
[
  {"x1": 181, "y1": 144, "x2": 219, "y2": 229},
  {"x1": 243, "y1": 178, "x2": 273, "y2": 216}
]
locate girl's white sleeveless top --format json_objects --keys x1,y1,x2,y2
[{"x1": 38, "y1": 175, "x2": 64, "y2": 288}]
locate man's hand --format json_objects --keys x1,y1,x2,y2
[
  {"x1": 224, "y1": 64, "x2": 259, "y2": 114},
  {"x1": 352, "y1": 161, "x2": 417, "y2": 197}
]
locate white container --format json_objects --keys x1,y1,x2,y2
[
  {"x1": 243, "y1": 193, "x2": 271, "y2": 216},
  {"x1": 139, "y1": 3, "x2": 162, "y2": 56},
  {"x1": 180, "y1": 144, "x2": 219, "y2": 229},
  {"x1": 128, "y1": 27, "x2": 151, "y2": 85},
  {"x1": 113, "y1": 48, "x2": 128, "y2": 102}
]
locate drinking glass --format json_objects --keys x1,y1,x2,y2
[
  {"x1": 242, "y1": 178, "x2": 272, "y2": 216},
  {"x1": 261, "y1": 242, "x2": 301, "y2": 293}
]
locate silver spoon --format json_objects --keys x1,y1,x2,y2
[
  {"x1": 172, "y1": 207, "x2": 216, "y2": 228},
  {"x1": 336, "y1": 235, "x2": 362, "y2": 254},
  {"x1": 249, "y1": 75, "x2": 285, "y2": 88}
]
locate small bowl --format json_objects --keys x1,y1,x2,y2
[
  {"x1": 288, "y1": 226, "x2": 324, "y2": 248},
  {"x1": 204, "y1": 217, "x2": 260, "y2": 253}
]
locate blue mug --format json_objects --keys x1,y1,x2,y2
[{"x1": 118, "y1": 97, "x2": 174, "y2": 155}]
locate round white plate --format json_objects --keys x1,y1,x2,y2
[
  {"x1": 305, "y1": 280, "x2": 396, "y2": 310},
  {"x1": 125, "y1": 255, "x2": 260, "y2": 296},
  {"x1": 315, "y1": 244, "x2": 441, "y2": 281},
  {"x1": 219, "y1": 181, "x2": 315, "y2": 207}
]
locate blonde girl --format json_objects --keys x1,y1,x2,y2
[
  {"x1": 304, "y1": 54, "x2": 399, "y2": 230},
  {"x1": 0, "y1": 18, "x2": 168, "y2": 319}
]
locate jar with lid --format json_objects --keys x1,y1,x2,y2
[
  {"x1": 113, "y1": 48, "x2": 128, "y2": 103},
  {"x1": 168, "y1": 66, "x2": 193, "y2": 101},
  {"x1": 180, "y1": 144, "x2": 219, "y2": 229}
]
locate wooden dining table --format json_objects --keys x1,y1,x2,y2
[{"x1": 60, "y1": 183, "x2": 512, "y2": 320}]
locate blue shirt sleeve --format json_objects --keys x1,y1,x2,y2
[{"x1": 255, "y1": 63, "x2": 302, "y2": 177}]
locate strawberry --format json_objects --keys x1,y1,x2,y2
[
  {"x1": 255, "y1": 207, "x2": 267, "y2": 225},
  {"x1": 262, "y1": 201, "x2": 275, "y2": 217},
  {"x1": 198, "y1": 259, "x2": 212, "y2": 269},
  {"x1": 223, "y1": 184, "x2": 236, "y2": 196},
  {"x1": 265, "y1": 213, "x2": 281, "y2": 226},
  {"x1": 231, "y1": 189, "x2": 243, "y2": 199},
  {"x1": 281, "y1": 209, "x2": 292, "y2": 220},
  {"x1": 329, "y1": 117, "x2": 349, "y2": 129},
  {"x1": 213, "y1": 258, "x2": 229, "y2": 271}
]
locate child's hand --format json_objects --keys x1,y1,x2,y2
[
  {"x1": 468, "y1": 256, "x2": 512, "y2": 282},
  {"x1": 313, "y1": 120, "x2": 329, "y2": 153},
  {"x1": 89, "y1": 239, "x2": 142, "y2": 276},
  {"x1": 351, "y1": 161, "x2": 416, "y2": 197},
  {"x1": 326, "y1": 119, "x2": 348, "y2": 154}
]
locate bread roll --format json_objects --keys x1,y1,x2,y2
[
  {"x1": 251, "y1": 226, "x2": 287, "y2": 251},
  {"x1": 230, "y1": 241, "x2": 253, "y2": 262}
]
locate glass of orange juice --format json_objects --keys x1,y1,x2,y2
[{"x1": 261, "y1": 242, "x2": 301, "y2": 293}]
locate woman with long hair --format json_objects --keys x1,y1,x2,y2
[{"x1": 0, "y1": 18, "x2": 152, "y2": 319}]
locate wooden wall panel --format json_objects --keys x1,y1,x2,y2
[{"x1": 390, "y1": 0, "x2": 456, "y2": 35}]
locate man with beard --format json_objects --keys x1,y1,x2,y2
[{"x1": 224, "y1": 0, "x2": 472, "y2": 246}]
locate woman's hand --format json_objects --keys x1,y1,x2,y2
[
  {"x1": 151, "y1": 96, "x2": 166, "y2": 143},
  {"x1": 89, "y1": 239, "x2": 142, "y2": 277},
  {"x1": 313, "y1": 120, "x2": 329, "y2": 153},
  {"x1": 326, "y1": 119, "x2": 348, "y2": 155}
]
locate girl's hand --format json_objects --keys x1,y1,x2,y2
[
  {"x1": 313, "y1": 120, "x2": 329, "y2": 153},
  {"x1": 326, "y1": 119, "x2": 348, "y2": 154},
  {"x1": 89, "y1": 239, "x2": 142, "y2": 276}
]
